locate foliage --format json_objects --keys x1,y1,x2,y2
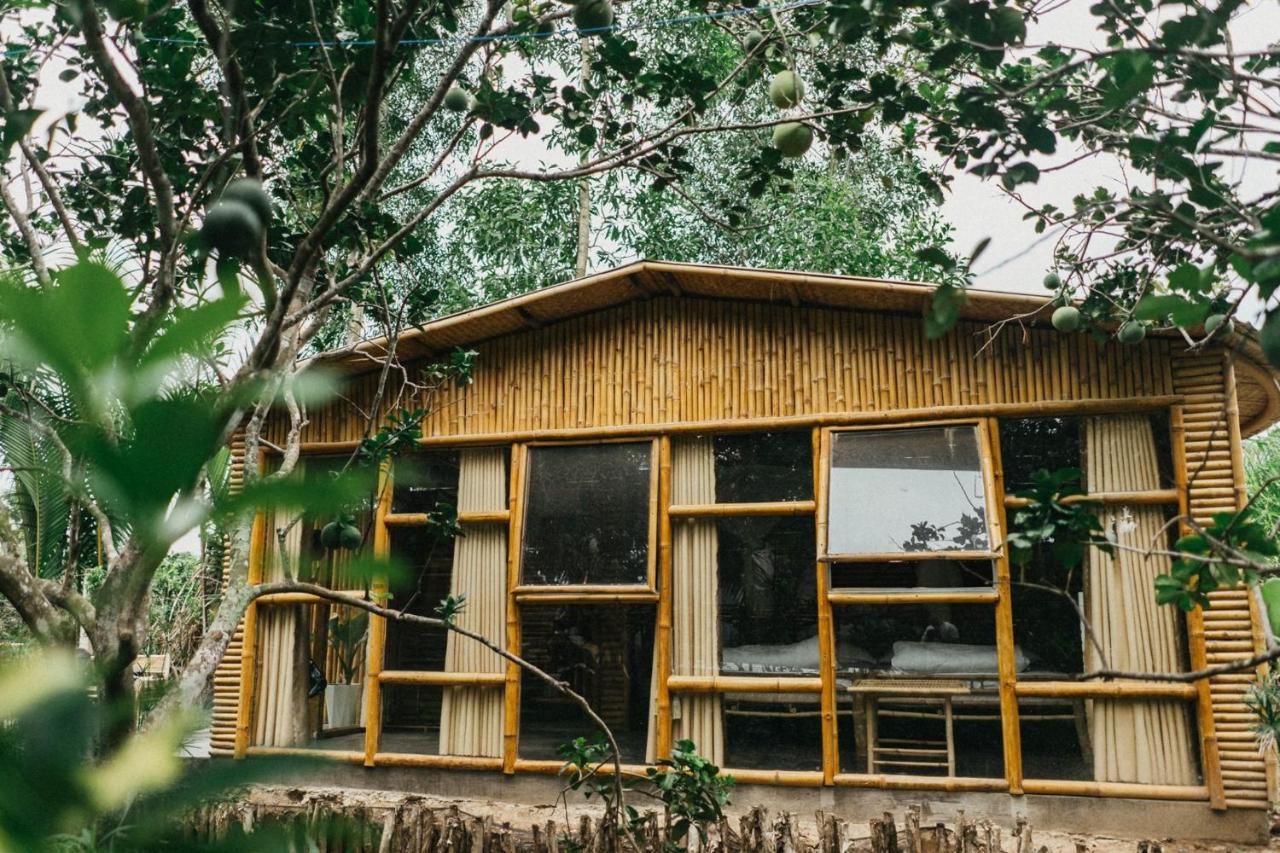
[
  {"x1": 1244, "y1": 430, "x2": 1280, "y2": 540},
  {"x1": 85, "y1": 553, "x2": 211, "y2": 666},
  {"x1": 1246, "y1": 667, "x2": 1280, "y2": 758},
  {"x1": 558, "y1": 735, "x2": 732, "y2": 848},
  {"x1": 1155, "y1": 507, "x2": 1278, "y2": 612},
  {"x1": 1005, "y1": 468, "x2": 1111, "y2": 568},
  {"x1": 0, "y1": 649, "x2": 304, "y2": 851},
  {"x1": 643, "y1": 739, "x2": 734, "y2": 847}
]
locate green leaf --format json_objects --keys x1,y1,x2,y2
[
  {"x1": 141, "y1": 294, "x2": 247, "y2": 367},
  {"x1": 2, "y1": 108, "x2": 42, "y2": 155},
  {"x1": 924, "y1": 282, "x2": 965, "y2": 339},
  {"x1": 1133, "y1": 293, "x2": 1209, "y2": 326}
]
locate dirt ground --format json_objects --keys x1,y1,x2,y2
[{"x1": 242, "y1": 786, "x2": 1278, "y2": 852}]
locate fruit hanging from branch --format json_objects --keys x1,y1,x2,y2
[
  {"x1": 768, "y1": 70, "x2": 804, "y2": 109},
  {"x1": 772, "y1": 121, "x2": 812, "y2": 157}
]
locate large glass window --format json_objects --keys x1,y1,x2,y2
[
  {"x1": 520, "y1": 442, "x2": 655, "y2": 587},
  {"x1": 518, "y1": 604, "x2": 655, "y2": 763},
  {"x1": 712, "y1": 431, "x2": 812, "y2": 503},
  {"x1": 827, "y1": 426, "x2": 990, "y2": 556},
  {"x1": 717, "y1": 516, "x2": 818, "y2": 673}
]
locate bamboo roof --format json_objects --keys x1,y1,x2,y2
[{"x1": 313, "y1": 260, "x2": 1280, "y2": 436}]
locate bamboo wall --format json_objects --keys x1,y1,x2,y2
[
  {"x1": 213, "y1": 296, "x2": 1269, "y2": 808},
  {"x1": 210, "y1": 433, "x2": 246, "y2": 756},
  {"x1": 264, "y1": 299, "x2": 1176, "y2": 445},
  {"x1": 1170, "y1": 352, "x2": 1271, "y2": 808}
]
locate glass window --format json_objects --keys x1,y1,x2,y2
[
  {"x1": 829, "y1": 559, "x2": 993, "y2": 591},
  {"x1": 998, "y1": 417, "x2": 1081, "y2": 494},
  {"x1": 722, "y1": 691, "x2": 823, "y2": 771},
  {"x1": 380, "y1": 684, "x2": 444, "y2": 754},
  {"x1": 832, "y1": 604, "x2": 1009, "y2": 676},
  {"x1": 827, "y1": 426, "x2": 990, "y2": 555},
  {"x1": 391, "y1": 450, "x2": 462, "y2": 515},
  {"x1": 717, "y1": 516, "x2": 818, "y2": 673},
  {"x1": 384, "y1": 527, "x2": 454, "y2": 671},
  {"x1": 521, "y1": 442, "x2": 653, "y2": 586},
  {"x1": 518, "y1": 604, "x2": 655, "y2": 763},
  {"x1": 712, "y1": 431, "x2": 813, "y2": 503}
]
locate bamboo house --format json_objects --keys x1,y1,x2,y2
[{"x1": 212, "y1": 261, "x2": 1280, "y2": 841}]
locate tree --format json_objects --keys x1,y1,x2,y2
[{"x1": 0, "y1": 0, "x2": 1277, "y2": 747}]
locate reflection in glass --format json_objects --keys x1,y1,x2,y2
[
  {"x1": 827, "y1": 427, "x2": 989, "y2": 555},
  {"x1": 712, "y1": 431, "x2": 813, "y2": 503},
  {"x1": 379, "y1": 684, "x2": 444, "y2": 755},
  {"x1": 391, "y1": 450, "x2": 463, "y2": 515},
  {"x1": 829, "y1": 559, "x2": 993, "y2": 591},
  {"x1": 518, "y1": 605, "x2": 655, "y2": 763},
  {"x1": 717, "y1": 516, "x2": 817, "y2": 674},
  {"x1": 832, "y1": 604, "x2": 1014, "y2": 676},
  {"x1": 521, "y1": 443, "x2": 653, "y2": 586}
]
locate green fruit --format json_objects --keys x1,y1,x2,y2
[
  {"x1": 533, "y1": 18, "x2": 556, "y2": 38},
  {"x1": 743, "y1": 29, "x2": 765, "y2": 53},
  {"x1": 222, "y1": 177, "x2": 272, "y2": 226},
  {"x1": 106, "y1": 0, "x2": 146, "y2": 22},
  {"x1": 1117, "y1": 320, "x2": 1146, "y2": 345},
  {"x1": 443, "y1": 87, "x2": 472, "y2": 113},
  {"x1": 768, "y1": 70, "x2": 805, "y2": 109},
  {"x1": 1051, "y1": 305, "x2": 1081, "y2": 333},
  {"x1": 320, "y1": 521, "x2": 342, "y2": 550},
  {"x1": 339, "y1": 523, "x2": 364, "y2": 551},
  {"x1": 1203, "y1": 313, "x2": 1230, "y2": 336},
  {"x1": 573, "y1": 0, "x2": 613, "y2": 32},
  {"x1": 772, "y1": 122, "x2": 813, "y2": 157},
  {"x1": 200, "y1": 200, "x2": 262, "y2": 259},
  {"x1": 1260, "y1": 311, "x2": 1280, "y2": 369},
  {"x1": 1042, "y1": 272, "x2": 1061, "y2": 290}
]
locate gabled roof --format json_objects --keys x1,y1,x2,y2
[{"x1": 314, "y1": 260, "x2": 1280, "y2": 436}]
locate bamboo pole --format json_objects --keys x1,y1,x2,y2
[
  {"x1": 514, "y1": 591, "x2": 660, "y2": 604},
  {"x1": 383, "y1": 509, "x2": 511, "y2": 527},
  {"x1": 372, "y1": 752, "x2": 505, "y2": 770},
  {"x1": 378, "y1": 670, "x2": 507, "y2": 687},
  {"x1": 1003, "y1": 489, "x2": 1178, "y2": 508},
  {"x1": 656, "y1": 435, "x2": 674, "y2": 760},
  {"x1": 234, "y1": 505, "x2": 267, "y2": 757},
  {"x1": 667, "y1": 675, "x2": 823, "y2": 694},
  {"x1": 814, "y1": 427, "x2": 838, "y2": 784},
  {"x1": 256, "y1": 589, "x2": 369, "y2": 605},
  {"x1": 1013, "y1": 681, "x2": 1197, "y2": 699},
  {"x1": 985, "y1": 417, "x2": 1023, "y2": 794},
  {"x1": 1021, "y1": 779, "x2": 1209, "y2": 801},
  {"x1": 1173, "y1": 404, "x2": 1228, "y2": 810},
  {"x1": 362, "y1": 461, "x2": 392, "y2": 767},
  {"x1": 822, "y1": 550, "x2": 997, "y2": 564},
  {"x1": 832, "y1": 773, "x2": 1009, "y2": 793},
  {"x1": 292, "y1": 396, "x2": 1184, "y2": 454},
  {"x1": 667, "y1": 500, "x2": 816, "y2": 518},
  {"x1": 503, "y1": 443, "x2": 527, "y2": 774},
  {"x1": 827, "y1": 589, "x2": 999, "y2": 606},
  {"x1": 245, "y1": 746, "x2": 365, "y2": 763}
]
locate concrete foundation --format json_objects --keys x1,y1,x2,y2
[{"x1": 270, "y1": 763, "x2": 1269, "y2": 846}]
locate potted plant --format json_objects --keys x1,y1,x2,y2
[{"x1": 324, "y1": 611, "x2": 368, "y2": 728}]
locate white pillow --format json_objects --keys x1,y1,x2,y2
[{"x1": 890, "y1": 641, "x2": 1029, "y2": 674}]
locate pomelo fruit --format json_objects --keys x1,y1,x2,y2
[
  {"x1": 222, "y1": 177, "x2": 271, "y2": 226},
  {"x1": 1204, "y1": 313, "x2": 1231, "y2": 336},
  {"x1": 1042, "y1": 272, "x2": 1061, "y2": 290},
  {"x1": 339, "y1": 523, "x2": 363, "y2": 550},
  {"x1": 201, "y1": 200, "x2": 262, "y2": 259},
  {"x1": 1051, "y1": 305, "x2": 1080, "y2": 333},
  {"x1": 443, "y1": 86, "x2": 472, "y2": 112},
  {"x1": 320, "y1": 521, "x2": 342, "y2": 550},
  {"x1": 574, "y1": 0, "x2": 613, "y2": 32},
  {"x1": 768, "y1": 69, "x2": 805, "y2": 109},
  {"x1": 1117, "y1": 320, "x2": 1146, "y2": 344},
  {"x1": 743, "y1": 29, "x2": 765, "y2": 53},
  {"x1": 772, "y1": 121, "x2": 812, "y2": 157}
]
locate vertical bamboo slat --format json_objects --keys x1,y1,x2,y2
[
  {"x1": 814, "y1": 428, "x2": 838, "y2": 784},
  {"x1": 362, "y1": 461, "x2": 393, "y2": 766},
  {"x1": 503, "y1": 444, "x2": 527, "y2": 774},
  {"x1": 985, "y1": 418, "x2": 1023, "y2": 794},
  {"x1": 234, "y1": 494, "x2": 266, "y2": 757},
  {"x1": 656, "y1": 437, "x2": 674, "y2": 760}
]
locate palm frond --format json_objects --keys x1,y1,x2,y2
[{"x1": 0, "y1": 393, "x2": 72, "y2": 579}]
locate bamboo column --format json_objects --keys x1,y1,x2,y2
[
  {"x1": 234, "y1": 505, "x2": 267, "y2": 757},
  {"x1": 656, "y1": 436, "x2": 674, "y2": 759},
  {"x1": 1173, "y1": 405, "x2": 1227, "y2": 809},
  {"x1": 984, "y1": 418, "x2": 1023, "y2": 794},
  {"x1": 362, "y1": 461, "x2": 392, "y2": 766},
  {"x1": 503, "y1": 443, "x2": 527, "y2": 774},
  {"x1": 814, "y1": 427, "x2": 838, "y2": 784}
]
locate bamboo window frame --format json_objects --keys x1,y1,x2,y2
[
  {"x1": 820, "y1": 419, "x2": 1001, "y2": 566},
  {"x1": 235, "y1": 400, "x2": 1226, "y2": 804},
  {"x1": 511, "y1": 437, "x2": 661, "y2": 599}
]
